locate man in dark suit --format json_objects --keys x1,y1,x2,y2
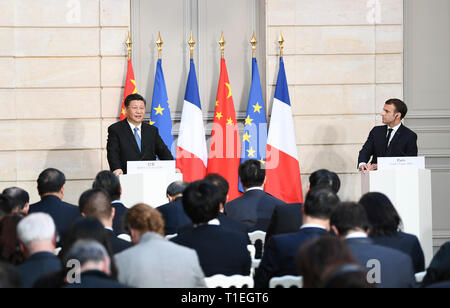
[
  {"x1": 157, "y1": 181, "x2": 191, "y2": 235},
  {"x1": 28, "y1": 168, "x2": 81, "y2": 241},
  {"x1": 422, "y1": 242, "x2": 450, "y2": 287},
  {"x1": 331, "y1": 202, "x2": 416, "y2": 288},
  {"x1": 225, "y1": 160, "x2": 285, "y2": 232},
  {"x1": 107, "y1": 93, "x2": 173, "y2": 176},
  {"x1": 358, "y1": 99, "x2": 418, "y2": 172},
  {"x1": 172, "y1": 180, "x2": 251, "y2": 277},
  {"x1": 254, "y1": 187, "x2": 339, "y2": 288},
  {"x1": 78, "y1": 189, "x2": 131, "y2": 254}
]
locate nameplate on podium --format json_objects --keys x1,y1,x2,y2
[
  {"x1": 127, "y1": 160, "x2": 176, "y2": 174},
  {"x1": 378, "y1": 156, "x2": 425, "y2": 170}
]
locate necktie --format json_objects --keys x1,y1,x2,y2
[
  {"x1": 134, "y1": 127, "x2": 141, "y2": 152},
  {"x1": 386, "y1": 128, "x2": 393, "y2": 148}
]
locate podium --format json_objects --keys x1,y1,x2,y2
[
  {"x1": 119, "y1": 161, "x2": 183, "y2": 209},
  {"x1": 361, "y1": 167, "x2": 433, "y2": 266}
]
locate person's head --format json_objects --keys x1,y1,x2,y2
[
  {"x1": 17, "y1": 213, "x2": 56, "y2": 257},
  {"x1": 92, "y1": 171, "x2": 122, "y2": 201},
  {"x1": 382, "y1": 98, "x2": 407, "y2": 126},
  {"x1": 37, "y1": 168, "x2": 66, "y2": 199},
  {"x1": 296, "y1": 235, "x2": 359, "y2": 288},
  {"x1": 359, "y1": 192, "x2": 402, "y2": 237},
  {"x1": 204, "y1": 174, "x2": 229, "y2": 209},
  {"x1": 124, "y1": 94, "x2": 146, "y2": 125},
  {"x1": 303, "y1": 187, "x2": 340, "y2": 229},
  {"x1": 78, "y1": 189, "x2": 114, "y2": 228},
  {"x1": 166, "y1": 181, "x2": 189, "y2": 202},
  {"x1": 125, "y1": 204, "x2": 164, "y2": 245},
  {"x1": 239, "y1": 159, "x2": 266, "y2": 190},
  {"x1": 0, "y1": 213, "x2": 26, "y2": 266},
  {"x1": 1, "y1": 188, "x2": 30, "y2": 214},
  {"x1": 308, "y1": 169, "x2": 341, "y2": 194},
  {"x1": 330, "y1": 202, "x2": 371, "y2": 239},
  {"x1": 182, "y1": 180, "x2": 221, "y2": 224},
  {"x1": 321, "y1": 264, "x2": 372, "y2": 288},
  {"x1": 0, "y1": 262, "x2": 21, "y2": 288},
  {"x1": 0, "y1": 194, "x2": 13, "y2": 218},
  {"x1": 64, "y1": 240, "x2": 111, "y2": 277}
]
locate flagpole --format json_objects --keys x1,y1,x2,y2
[
  {"x1": 188, "y1": 31, "x2": 195, "y2": 60},
  {"x1": 278, "y1": 32, "x2": 284, "y2": 58},
  {"x1": 126, "y1": 31, "x2": 132, "y2": 61},
  {"x1": 156, "y1": 31, "x2": 163, "y2": 60},
  {"x1": 251, "y1": 31, "x2": 257, "y2": 58},
  {"x1": 219, "y1": 32, "x2": 226, "y2": 59}
]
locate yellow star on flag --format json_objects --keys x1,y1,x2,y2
[
  {"x1": 245, "y1": 115, "x2": 254, "y2": 126},
  {"x1": 131, "y1": 80, "x2": 138, "y2": 94},
  {"x1": 247, "y1": 147, "x2": 256, "y2": 158},
  {"x1": 121, "y1": 108, "x2": 126, "y2": 116},
  {"x1": 216, "y1": 112, "x2": 223, "y2": 120},
  {"x1": 243, "y1": 132, "x2": 251, "y2": 143},
  {"x1": 150, "y1": 120, "x2": 155, "y2": 125},
  {"x1": 253, "y1": 102, "x2": 262, "y2": 114},
  {"x1": 154, "y1": 104, "x2": 164, "y2": 116},
  {"x1": 259, "y1": 159, "x2": 266, "y2": 165},
  {"x1": 216, "y1": 100, "x2": 219, "y2": 107},
  {"x1": 227, "y1": 118, "x2": 233, "y2": 125}
]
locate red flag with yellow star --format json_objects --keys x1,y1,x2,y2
[
  {"x1": 207, "y1": 58, "x2": 242, "y2": 201},
  {"x1": 120, "y1": 59, "x2": 138, "y2": 120}
]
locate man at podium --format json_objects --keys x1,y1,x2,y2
[
  {"x1": 107, "y1": 94, "x2": 173, "y2": 175},
  {"x1": 358, "y1": 99, "x2": 418, "y2": 172}
]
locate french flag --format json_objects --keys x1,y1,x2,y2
[
  {"x1": 265, "y1": 57, "x2": 303, "y2": 204},
  {"x1": 176, "y1": 59, "x2": 208, "y2": 182}
]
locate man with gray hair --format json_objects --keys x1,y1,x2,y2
[
  {"x1": 64, "y1": 240, "x2": 129, "y2": 288},
  {"x1": 16, "y1": 213, "x2": 61, "y2": 288},
  {"x1": 157, "y1": 181, "x2": 191, "y2": 235}
]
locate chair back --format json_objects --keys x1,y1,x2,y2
[
  {"x1": 205, "y1": 274, "x2": 254, "y2": 288},
  {"x1": 269, "y1": 275, "x2": 303, "y2": 288}
]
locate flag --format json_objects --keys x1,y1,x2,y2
[
  {"x1": 207, "y1": 58, "x2": 242, "y2": 201},
  {"x1": 150, "y1": 59, "x2": 175, "y2": 156},
  {"x1": 176, "y1": 59, "x2": 208, "y2": 182},
  {"x1": 265, "y1": 57, "x2": 303, "y2": 203},
  {"x1": 120, "y1": 59, "x2": 138, "y2": 121},
  {"x1": 239, "y1": 57, "x2": 268, "y2": 192}
]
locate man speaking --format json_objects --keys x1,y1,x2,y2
[
  {"x1": 358, "y1": 99, "x2": 418, "y2": 172},
  {"x1": 107, "y1": 94, "x2": 173, "y2": 176}
]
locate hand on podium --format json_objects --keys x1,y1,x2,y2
[
  {"x1": 113, "y1": 169, "x2": 124, "y2": 176},
  {"x1": 359, "y1": 163, "x2": 378, "y2": 173}
]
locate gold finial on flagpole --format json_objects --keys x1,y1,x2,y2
[
  {"x1": 219, "y1": 32, "x2": 226, "y2": 59},
  {"x1": 126, "y1": 31, "x2": 132, "y2": 60},
  {"x1": 156, "y1": 31, "x2": 163, "y2": 59},
  {"x1": 251, "y1": 31, "x2": 257, "y2": 58},
  {"x1": 188, "y1": 30, "x2": 195, "y2": 60},
  {"x1": 278, "y1": 32, "x2": 285, "y2": 58}
]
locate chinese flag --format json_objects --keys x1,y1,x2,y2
[
  {"x1": 120, "y1": 59, "x2": 138, "y2": 120},
  {"x1": 207, "y1": 58, "x2": 242, "y2": 201}
]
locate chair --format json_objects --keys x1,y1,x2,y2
[
  {"x1": 117, "y1": 234, "x2": 132, "y2": 242},
  {"x1": 415, "y1": 271, "x2": 427, "y2": 284},
  {"x1": 205, "y1": 274, "x2": 254, "y2": 288},
  {"x1": 269, "y1": 275, "x2": 303, "y2": 288},
  {"x1": 247, "y1": 245, "x2": 261, "y2": 277},
  {"x1": 165, "y1": 233, "x2": 178, "y2": 240},
  {"x1": 248, "y1": 230, "x2": 266, "y2": 257}
]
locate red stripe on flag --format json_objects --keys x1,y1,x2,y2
[{"x1": 176, "y1": 147, "x2": 207, "y2": 182}]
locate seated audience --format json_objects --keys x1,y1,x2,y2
[
  {"x1": 225, "y1": 159, "x2": 285, "y2": 232},
  {"x1": 0, "y1": 261, "x2": 21, "y2": 288},
  {"x1": 172, "y1": 181, "x2": 251, "y2": 277},
  {"x1": 421, "y1": 242, "x2": 450, "y2": 288},
  {"x1": 321, "y1": 264, "x2": 372, "y2": 288},
  {"x1": 359, "y1": 192, "x2": 425, "y2": 273},
  {"x1": 330, "y1": 202, "x2": 416, "y2": 288},
  {"x1": 114, "y1": 204, "x2": 206, "y2": 288},
  {"x1": 0, "y1": 213, "x2": 26, "y2": 266},
  {"x1": 254, "y1": 187, "x2": 339, "y2": 288},
  {"x1": 2, "y1": 187, "x2": 30, "y2": 215},
  {"x1": 92, "y1": 171, "x2": 128, "y2": 235},
  {"x1": 0, "y1": 194, "x2": 13, "y2": 218},
  {"x1": 78, "y1": 189, "x2": 131, "y2": 254},
  {"x1": 16, "y1": 213, "x2": 61, "y2": 288}
]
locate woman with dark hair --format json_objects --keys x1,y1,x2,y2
[
  {"x1": 359, "y1": 192, "x2": 425, "y2": 273},
  {"x1": 0, "y1": 213, "x2": 26, "y2": 266}
]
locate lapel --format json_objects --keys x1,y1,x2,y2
[
  {"x1": 140, "y1": 123, "x2": 151, "y2": 154},
  {"x1": 387, "y1": 124, "x2": 403, "y2": 152},
  {"x1": 121, "y1": 120, "x2": 141, "y2": 155}
]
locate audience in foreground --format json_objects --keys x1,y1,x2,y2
[
  {"x1": 157, "y1": 181, "x2": 191, "y2": 235},
  {"x1": 0, "y1": 213, "x2": 26, "y2": 266},
  {"x1": 421, "y1": 242, "x2": 450, "y2": 288}
]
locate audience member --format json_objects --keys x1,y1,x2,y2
[
  {"x1": 172, "y1": 181, "x2": 251, "y2": 277},
  {"x1": 0, "y1": 194, "x2": 13, "y2": 218},
  {"x1": 321, "y1": 264, "x2": 372, "y2": 288},
  {"x1": 359, "y1": 192, "x2": 425, "y2": 273},
  {"x1": 92, "y1": 171, "x2": 128, "y2": 235},
  {"x1": 330, "y1": 202, "x2": 416, "y2": 288},
  {"x1": 0, "y1": 261, "x2": 21, "y2": 288},
  {"x1": 421, "y1": 242, "x2": 450, "y2": 288},
  {"x1": 225, "y1": 160, "x2": 285, "y2": 232},
  {"x1": 28, "y1": 168, "x2": 81, "y2": 242},
  {"x1": 2, "y1": 187, "x2": 30, "y2": 214},
  {"x1": 78, "y1": 189, "x2": 131, "y2": 254},
  {"x1": 16, "y1": 213, "x2": 61, "y2": 288},
  {"x1": 254, "y1": 187, "x2": 339, "y2": 288},
  {"x1": 157, "y1": 181, "x2": 191, "y2": 235},
  {"x1": 0, "y1": 213, "x2": 26, "y2": 266},
  {"x1": 114, "y1": 204, "x2": 206, "y2": 288}
]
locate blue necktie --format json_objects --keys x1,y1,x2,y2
[{"x1": 134, "y1": 127, "x2": 141, "y2": 152}]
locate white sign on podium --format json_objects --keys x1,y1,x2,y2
[
  {"x1": 378, "y1": 157, "x2": 425, "y2": 170},
  {"x1": 119, "y1": 161, "x2": 182, "y2": 209}
]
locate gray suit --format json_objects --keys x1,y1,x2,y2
[{"x1": 114, "y1": 232, "x2": 206, "y2": 288}]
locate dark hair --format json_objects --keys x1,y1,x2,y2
[
  {"x1": 422, "y1": 242, "x2": 450, "y2": 287},
  {"x1": 359, "y1": 192, "x2": 402, "y2": 237},
  {"x1": 37, "y1": 168, "x2": 66, "y2": 195},
  {"x1": 124, "y1": 94, "x2": 146, "y2": 108},
  {"x1": 166, "y1": 181, "x2": 189, "y2": 198},
  {"x1": 78, "y1": 189, "x2": 112, "y2": 221},
  {"x1": 309, "y1": 169, "x2": 341, "y2": 193},
  {"x1": 321, "y1": 264, "x2": 372, "y2": 288},
  {"x1": 385, "y1": 98, "x2": 407, "y2": 119},
  {"x1": 296, "y1": 235, "x2": 358, "y2": 288},
  {"x1": 239, "y1": 159, "x2": 265, "y2": 189},
  {"x1": 204, "y1": 174, "x2": 229, "y2": 205},
  {"x1": 92, "y1": 171, "x2": 121, "y2": 201},
  {"x1": 0, "y1": 261, "x2": 21, "y2": 288},
  {"x1": 0, "y1": 194, "x2": 13, "y2": 217},
  {"x1": 0, "y1": 213, "x2": 26, "y2": 266},
  {"x1": 2, "y1": 188, "x2": 29, "y2": 212},
  {"x1": 182, "y1": 180, "x2": 221, "y2": 224},
  {"x1": 330, "y1": 202, "x2": 371, "y2": 236},
  {"x1": 303, "y1": 187, "x2": 340, "y2": 220}
]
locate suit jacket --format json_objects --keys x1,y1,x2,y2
[
  {"x1": 16, "y1": 251, "x2": 62, "y2": 288},
  {"x1": 171, "y1": 225, "x2": 251, "y2": 277},
  {"x1": 157, "y1": 197, "x2": 192, "y2": 235},
  {"x1": 372, "y1": 232, "x2": 425, "y2": 273},
  {"x1": 106, "y1": 229, "x2": 131, "y2": 255},
  {"x1": 114, "y1": 232, "x2": 206, "y2": 288},
  {"x1": 107, "y1": 120, "x2": 173, "y2": 174},
  {"x1": 254, "y1": 227, "x2": 328, "y2": 288},
  {"x1": 225, "y1": 189, "x2": 286, "y2": 232},
  {"x1": 28, "y1": 196, "x2": 81, "y2": 241},
  {"x1": 358, "y1": 124, "x2": 418, "y2": 166},
  {"x1": 265, "y1": 203, "x2": 303, "y2": 241},
  {"x1": 346, "y1": 237, "x2": 416, "y2": 288},
  {"x1": 64, "y1": 270, "x2": 130, "y2": 288},
  {"x1": 422, "y1": 242, "x2": 450, "y2": 287},
  {"x1": 178, "y1": 213, "x2": 249, "y2": 235},
  {"x1": 111, "y1": 201, "x2": 128, "y2": 235}
]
